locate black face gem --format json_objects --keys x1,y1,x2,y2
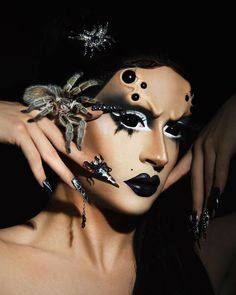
[
  {"x1": 141, "y1": 82, "x2": 147, "y2": 89},
  {"x1": 131, "y1": 93, "x2": 140, "y2": 101},
  {"x1": 121, "y1": 70, "x2": 136, "y2": 84},
  {"x1": 185, "y1": 94, "x2": 190, "y2": 101}
]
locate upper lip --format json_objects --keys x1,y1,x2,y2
[{"x1": 124, "y1": 173, "x2": 160, "y2": 186}]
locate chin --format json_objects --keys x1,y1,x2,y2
[{"x1": 85, "y1": 182, "x2": 158, "y2": 216}]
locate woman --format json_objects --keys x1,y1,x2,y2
[{"x1": 0, "y1": 12, "x2": 236, "y2": 295}]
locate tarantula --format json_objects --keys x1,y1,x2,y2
[{"x1": 22, "y1": 72, "x2": 101, "y2": 153}]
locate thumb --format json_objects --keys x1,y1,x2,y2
[{"x1": 162, "y1": 148, "x2": 192, "y2": 191}]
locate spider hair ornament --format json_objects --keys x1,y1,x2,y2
[{"x1": 68, "y1": 22, "x2": 115, "y2": 58}]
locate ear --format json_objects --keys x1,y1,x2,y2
[{"x1": 162, "y1": 148, "x2": 192, "y2": 191}]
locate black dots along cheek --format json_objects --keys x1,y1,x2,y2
[
  {"x1": 121, "y1": 70, "x2": 136, "y2": 84},
  {"x1": 140, "y1": 82, "x2": 147, "y2": 89},
  {"x1": 131, "y1": 93, "x2": 140, "y2": 101}
]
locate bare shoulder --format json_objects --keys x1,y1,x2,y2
[{"x1": 197, "y1": 211, "x2": 236, "y2": 294}]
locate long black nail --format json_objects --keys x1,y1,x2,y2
[
  {"x1": 83, "y1": 155, "x2": 119, "y2": 188},
  {"x1": 188, "y1": 210, "x2": 200, "y2": 243},
  {"x1": 71, "y1": 177, "x2": 86, "y2": 198},
  {"x1": 207, "y1": 187, "x2": 221, "y2": 219},
  {"x1": 200, "y1": 208, "x2": 210, "y2": 239},
  {"x1": 42, "y1": 179, "x2": 53, "y2": 196}
]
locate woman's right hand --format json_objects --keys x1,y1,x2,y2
[{"x1": 0, "y1": 100, "x2": 103, "y2": 192}]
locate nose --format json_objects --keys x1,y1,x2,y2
[{"x1": 139, "y1": 128, "x2": 168, "y2": 170}]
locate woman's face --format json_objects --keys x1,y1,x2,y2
[{"x1": 79, "y1": 66, "x2": 192, "y2": 215}]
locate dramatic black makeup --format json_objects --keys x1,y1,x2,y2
[{"x1": 101, "y1": 96, "x2": 191, "y2": 139}]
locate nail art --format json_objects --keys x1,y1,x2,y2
[
  {"x1": 71, "y1": 177, "x2": 88, "y2": 199},
  {"x1": 207, "y1": 187, "x2": 221, "y2": 219},
  {"x1": 91, "y1": 103, "x2": 123, "y2": 112},
  {"x1": 42, "y1": 179, "x2": 53, "y2": 196},
  {"x1": 188, "y1": 210, "x2": 200, "y2": 242},
  {"x1": 83, "y1": 155, "x2": 119, "y2": 187},
  {"x1": 71, "y1": 177, "x2": 88, "y2": 228},
  {"x1": 200, "y1": 208, "x2": 210, "y2": 239},
  {"x1": 81, "y1": 195, "x2": 87, "y2": 229}
]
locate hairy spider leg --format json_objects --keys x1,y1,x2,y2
[
  {"x1": 59, "y1": 113, "x2": 74, "y2": 153},
  {"x1": 22, "y1": 96, "x2": 53, "y2": 113},
  {"x1": 63, "y1": 72, "x2": 84, "y2": 93},
  {"x1": 70, "y1": 80, "x2": 101, "y2": 96},
  {"x1": 67, "y1": 115, "x2": 87, "y2": 151},
  {"x1": 27, "y1": 104, "x2": 55, "y2": 123}
]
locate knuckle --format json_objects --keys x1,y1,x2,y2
[
  {"x1": 14, "y1": 121, "x2": 27, "y2": 133},
  {"x1": 43, "y1": 148, "x2": 59, "y2": 163},
  {"x1": 192, "y1": 139, "x2": 202, "y2": 154},
  {"x1": 203, "y1": 138, "x2": 213, "y2": 152}
]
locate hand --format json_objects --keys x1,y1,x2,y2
[
  {"x1": 0, "y1": 100, "x2": 103, "y2": 193},
  {"x1": 163, "y1": 94, "x2": 236, "y2": 218}
]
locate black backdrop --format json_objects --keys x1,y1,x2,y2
[{"x1": 0, "y1": 4, "x2": 235, "y2": 226}]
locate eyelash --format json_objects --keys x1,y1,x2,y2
[
  {"x1": 111, "y1": 111, "x2": 150, "y2": 135},
  {"x1": 163, "y1": 121, "x2": 187, "y2": 140},
  {"x1": 110, "y1": 111, "x2": 188, "y2": 139}
]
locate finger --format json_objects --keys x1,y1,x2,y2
[
  {"x1": 26, "y1": 123, "x2": 77, "y2": 189},
  {"x1": 18, "y1": 131, "x2": 46, "y2": 187},
  {"x1": 87, "y1": 107, "x2": 103, "y2": 120},
  {"x1": 38, "y1": 118, "x2": 96, "y2": 164},
  {"x1": 214, "y1": 151, "x2": 231, "y2": 194},
  {"x1": 203, "y1": 145, "x2": 216, "y2": 201},
  {"x1": 162, "y1": 148, "x2": 192, "y2": 191},
  {"x1": 191, "y1": 142, "x2": 204, "y2": 217}
]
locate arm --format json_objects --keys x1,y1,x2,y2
[
  {"x1": 163, "y1": 94, "x2": 236, "y2": 218},
  {"x1": 0, "y1": 100, "x2": 103, "y2": 193}
]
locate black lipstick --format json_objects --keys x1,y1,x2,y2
[{"x1": 124, "y1": 173, "x2": 160, "y2": 197}]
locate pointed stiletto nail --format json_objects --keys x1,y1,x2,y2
[
  {"x1": 200, "y1": 208, "x2": 210, "y2": 239},
  {"x1": 83, "y1": 155, "x2": 119, "y2": 188},
  {"x1": 42, "y1": 179, "x2": 53, "y2": 196},
  {"x1": 207, "y1": 187, "x2": 221, "y2": 219},
  {"x1": 188, "y1": 210, "x2": 200, "y2": 244},
  {"x1": 71, "y1": 177, "x2": 86, "y2": 198}
]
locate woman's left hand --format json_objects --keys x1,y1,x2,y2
[{"x1": 163, "y1": 94, "x2": 236, "y2": 219}]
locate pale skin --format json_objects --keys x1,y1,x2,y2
[
  {"x1": 0, "y1": 66, "x2": 191, "y2": 295},
  {"x1": 164, "y1": 94, "x2": 236, "y2": 294},
  {"x1": 0, "y1": 66, "x2": 235, "y2": 294}
]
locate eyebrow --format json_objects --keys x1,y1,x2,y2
[
  {"x1": 101, "y1": 94, "x2": 155, "y2": 119},
  {"x1": 101, "y1": 93, "x2": 191, "y2": 124}
]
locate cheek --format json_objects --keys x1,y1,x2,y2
[
  {"x1": 162, "y1": 139, "x2": 180, "y2": 179},
  {"x1": 82, "y1": 115, "x2": 136, "y2": 166}
]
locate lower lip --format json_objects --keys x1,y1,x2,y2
[{"x1": 124, "y1": 182, "x2": 159, "y2": 197}]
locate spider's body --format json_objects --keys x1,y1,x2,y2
[
  {"x1": 22, "y1": 73, "x2": 101, "y2": 153},
  {"x1": 69, "y1": 23, "x2": 114, "y2": 57}
]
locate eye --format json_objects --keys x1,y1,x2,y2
[
  {"x1": 111, "y1": 111, "x2": 151, "y2": 132},
  {"x1": 163, "y1": 121, "x2": 185, "y2": 139},
  {"x1": 121, "y1": 70, "x2": 136, "y2": 84}
]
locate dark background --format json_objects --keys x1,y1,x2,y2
[{"x1": 0, "y1": 4, "x2": 235, "y2": 226}]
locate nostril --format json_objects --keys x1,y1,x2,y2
[
  {"x1": 153, "y1": 166, "x2": 164, "y2": 173},
  {"x1": 146, "y1": 160, "x2": 164, "y2": 172}
]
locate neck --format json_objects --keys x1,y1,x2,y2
[{"x1": 30, "y1": 182, "x2": 142, "y2": 272}]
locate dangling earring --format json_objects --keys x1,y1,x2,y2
[
  {"x1": 71, "y1": 177, "x2": 88, "y2": 228},
  {"x1": 81, "y1": 194, "x2": 87, "y2": 228}
]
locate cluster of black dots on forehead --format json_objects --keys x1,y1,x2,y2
[{"x1": 121, "y1": 69, "x2": 148, "y2": 101}]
